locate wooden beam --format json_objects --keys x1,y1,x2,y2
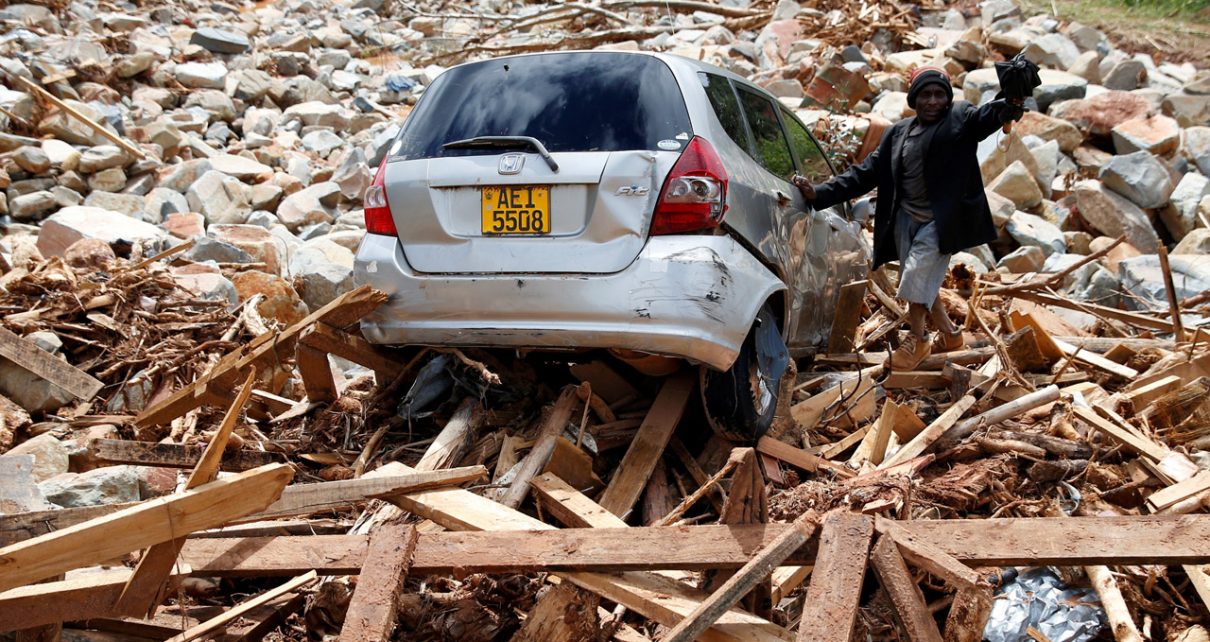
[
  {"x1": 300, "y1": 322, "x2": 404, "y2": 380},
  {"x1": 943, "y1": 588, "x2": 992, "y2": 642},
  {"x1": 869, "y1": 535, "x2": 944, "y2": 642},
  {"x1": 415, "y1": 398, "x2": 483, "y2": 472},
  {"x1": 827, "y1": 280, "x2": 867, "y2": 354},
  {"x1": 531, "y1": 473, "x2": 627, "y2": 529},
  {"x1": 499, "y1": 385, "x2": 582, "y2": 508},
  {"x1": 1147, "y1": 470, "x2": 1210, "y2": 513},
  {"x1": 338, "y1": 524, "x2": 418, "y2": 642},
  {"x1": 1085, "y1": 565, "x2": 1144, "y2": 642},
  {"x1": 12, "y1": 75, "x2": 146, "y2": 160},
  {"x1": 790, "y1": 366, "x2": 882, "y2": 430},
  {"x1": 251, "y1": 467, "x2": 487, "y2": 522},
  {"x1": 1125, "y1": 375, "x2": 1183, "y2": 410},
  {"x1": 0, "y1": 570, "x2": 145, "y2": 632},
  {"x1": 879, "y1": 395, "x2": 976, "y2": 469},
  {"x1": 796, "y1": 511, "x2": 874, "y2": 642},
  {"x1": 297, "y1": 345, "x2": 338, "y2": 403},
  {"x1": 0, "y1": 463, "x2": 293, "y2": 593},
  {"x1": 850, "y1": 400, "x2": 897, "y2": 467},
  {"x1": 1009, "y1": 290, "x2": 1172, "y2": 332},
  {"x1": 135, "y1": 286, "x2": 387, "y2": 427},
  {"x1": 757, "y1": 437, "x2": 853, "y2": 478},
  {"x1": 662, "y1": 511, "x2": 821, "y2": 642},
  {"x1": 164, "y1": 572, "x2": 318, "y2": 642},
  {"x1": 1055, "y1": 338, "x2": 1138, "y2": 380},
  {"x1": 598, "y1": 372, "x2": 695, "y2": 518},
  {"x1": 0, "y1": 326, "x2": 102, "y2": 401},
  {"x1": 82, "y1": 439, "x2": 281, "y2": 472},
  {"x1": 1072, "y1": 406, "x2": 1169, "y2": 462},
  {"x1": 512, "y1": 583, "x2": 600, "y2": 642},
  {"x1": 0, "y1": 502, "x2": 140, "y2": 547},
  {"x1": 875, "y1": 518, "x2": 980, "y2": 590}
]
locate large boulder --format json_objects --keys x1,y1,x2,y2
[
  {"x1": 1033, "y1": 70, "x2": 1089, "y2": 112},
  {"x1": 1022, "y1": 33, "x2": 1080, "y2": 70},
  {"x1": 39, "y1": 466, "x2": 142, "y2": 507},
  {"x1": 1118, "y1": 254, "x2": 1210, "y2": 311},
  {"x1": 989, "y1": 161, "x2": 1043, "y2": 210},
  {"x1": 1049, "y1": 91, "x2": 1150, "y2": 137},
  {"x1": 1111, "y1": 114, "x2": 1181, "y2": 156},
  {"x1": 208, "y1": 224, "x2": 288, "y2": 276},
  {"x1": 37, "y1": 206, "x2": 168, "y2": 257},
  {"x1": 231, "y1": 271, "x2": 309, "y2": 326},
  {"x1": 289, "y1": 238, "x2": 355, "y2": 310},
  {"x1": 1098, "y1": 151, "x2": 1174, "y2": 209},
  {"x1": 1014, "y1": 111, "x2": 1083, "y2": 153},
  {"x1": 275, "y1": 182, "x2": 340, "y2": 232},
  {"x1": 186, "y1": 170, "x2": 252, "y2": 225},
  {"x1": 1072, "y1": 180, "x2": 1160, "y2": 253},
  {"x1": 997, "y1": 245, "x2": 1045, "y2": 273},
  {"x1": 1, "y1": 433, "x2": 69, "y2": 482},
  {"x1": 1160, "y1": 172, "x2": 1210, "y2": 240},
  {"x1": 1186, "y1": 127, "x2": 1210, "y2": 176},
  {"x1": 1006, "y1": 210, "x2": 1066, "y2": 257}
]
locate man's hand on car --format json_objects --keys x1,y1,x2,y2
[{"x1": 791, "y1": 174, "x2": 816, "y2": 200}]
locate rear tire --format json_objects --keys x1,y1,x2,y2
[{"x1": 701, "y1": 306, "x2": 789, "y2": 442}]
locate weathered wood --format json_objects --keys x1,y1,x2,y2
[
  {"x1": 115, "y1": 369, "x2": 258, "y2": 616},
  {"x1": 531, "y1": 473, "x2": 627, "y2": 529},
  {"x1": 511, "y1": 583, "x2": 600, "y2": 642},
  {"x1": 135, "y1": 286, "x2": 387, "y2": 427},
  {"x1": 0, "y1": 570, "x2": 148, "y2": 632},
  {"x1": 850, "y1": 400, "x2": 897, "y2": 466},
  {"x1": 642, "y1": 458, "x2": 677, "y2": 526},
  {"x1": 796, "y1": 511, "x2": 874, "y2": 642},
  {"x1": 932, "y1": 385, "x2": 1060, "y2": 453},
  {"x1": 669, "y1": 437, "x2": 726, "y2": 512},
  {"x1": 656, "y1": 456, "x2": 741, "y2": 527},
  {"x1": 827, "y1": 280, "x2": 867, "y2": 354},
  {"x1": 870, "y1": 535, "x2": 944, "y2": 642},
  {"x1": 1085, "y1": 565, "x2": 1144, "y2": 642},
  {"x1": 0, "y1": 464, "x2": 292, "y2": 593},
  {"x1": 415, "y1": 398, "x2": 484, "y2": 472},
  {"x1": 756, "y1": 437, "x2": 853, "y2": 477},
  {"x1": 0, "y1": 326, "x2": 103, "y2": 401},
  {"x1": 547, "y1": 436, "x2": 604, "y2": 494},
  {"x1": 1157, "y1": 246, "x2": 1186, "y2": 342},
  {"x1": 1002, "y1": 326, "x2": 1053, "y2": 373},
  {"x1": 1072, "y1": 406, "x2": 1169, "y2": 462},
  {"x1": 598, "y1": 372, "x2": 695, "y2": 518},
  {"x1": 569, "y1": 360, "x2": 639, "y2": 404},
  {"x1": 1009, "y1": 290, "x2": 1172, "y2": 332},
  {"x1": 0, "y1": 502, "x2": 141, "y2": 547},
  {"x1": 1056, "y1": 338, "x2": 1139, "y2": 380},
  {"x1": 791, "y1": 366, "x2": 882, "y2": 430},
  {"x1": 164, "y1": 572, "x2": 318, "y2": 642},
  {"x1": 300, "y1": 322, "x2": 404, "y2": 381},
  {"x1": 338, "y1": 524, "x2": 418, "y2": 642},
  {"x1": 251, "y1": 466, "x2": 488, "y2": 522},
  {"x1": 662, "y1": 511, "x2": 821, "y2": 642},
  {"x1": 883, "y1": 371, "x2": 949, "y2": 389},
  {"x1": 297, "y1": 345, "x2": 338, "y2": 403},
  {"x1": 943, "y1": 588, "x2": 992, "y2": 642},
  {"x1": 875, "y1": 518, "x2": 980, "y2": 590},
  {"x1": 879, "y1": 395, "x2": 976, "y2": 469},
  {"x1": 499, "y1": 385, "x2": 582, "y2": 508},
  {"x1": 82, "y1": 439, "x2": 280, "y2": 472}
]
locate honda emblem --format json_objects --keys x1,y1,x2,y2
[{"x1": 498, "y1": 153, "x2": 525, "y2": 175}]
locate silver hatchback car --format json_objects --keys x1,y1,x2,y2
[{"x1": 355, "y1": 50, "x2": 869, "y2": 437}]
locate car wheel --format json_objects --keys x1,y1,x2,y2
[{"x1": 701, "y1": 305, "x2": 790, "y2": 442}]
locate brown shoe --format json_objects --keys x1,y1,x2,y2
[
  {"x1": 890, "y1": 333, "x2": 931, "y2": 370},
  {"x1": 932, "y1": 329, "x2": 964, "y2": 353}
]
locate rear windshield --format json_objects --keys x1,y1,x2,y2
[{"x1": 392, "y1": 53, "x2": 693, "y2": 160}]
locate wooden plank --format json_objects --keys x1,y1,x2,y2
[
  {"x1": 1055, "y1": 338, "x2": 1138, "y2": 379},
  {"x1": 1006, "y1": 311, "x2": 1063, "y2": 361},
  {"x1": 0, "y1": 326, "x2": 103, "y2": 401},
  {"x1": 850, "y1": 400, "x2": 897, "y2": 466},
  {"x1": 0, "y1": 570, "x2": 145, "y2": 632},
  {"x1": 531, "y1": 473, "x2": 627, "y2": 529},
  {"x1": 796, "y1": 511, "x2": 874, "y2": 642},
  {"x1": 943, "y1": 588, "x2": 992, "y2": 642},
  {"x1": 0, "y1": 463, "x2": 293, "y2": 593},
  {"x1": 297, "y1": 345, "x2": 338, "y2": 403},
  {"x1": 756, "y1": 437, "x2": 853, "y2": 478},
  {"x1": 164, "y1": 515, "x2": 1210, "y2": 577},
  {"x1": 569, "y1": 361, "x2": 639, "y2": 405},
  {"x1": 115, "y1": 369, "x2": 258, "y2": 616},
  {"x1": 249, "y1": 467, "x2": 487, "y2": 522},
  {"x1": 0, "y1": 503, "x2": 141, "y2": 547},
  {"x1": 1084, "y1": 565, "x2": 1144, "y2": 642},
  {"x1": 1072, "y1": 406, "x2": 1169, "y2": 462},
  {"x1": 790, "y1": 366, "x2": 882, "y2": 430},
  {"x1": 12, "y1": 75, "x2": 145, "y2": 160},
  {"x1": 164, "y1": 572, "x2": 318, "y2": 642},
  {"x1": 1125, "y1": 375, "x2": 1184, "y2": 410},
  {"x1": 499, "y1": 385, "x2": 582, "y2": 508},
  {"x1": 879, "y1": 395, "x2": 976, "y2": 469},
  {"x1": 663, "y1": 511, "x2": 821, "y2": 642},
  {"x1": 771, "y1": 566, "x2": 812, "y2": 603},
  {"x1": 598, "y1": 372, "x2": 695, "y2": 518},
  {"x1": 1147, "y1": 470, "x2": 1210, "y2": 513},
  {"x1": 669, "y1": 437, "x2": 726, "y2": 512},
  {"x1": 511, "y1": 583, "x2": 600, "y2": 642},
  {"x1": 83, "y1": 439, "x2": 280, "y2": 472},
  {"x1": 338, "y1": 524, "x2": 418, "y2": 642},
  {"x1": 818, "y1": 427, "x2": 869, "y2": 460},
  {"x1": 883, "y1": 371, "x2": 949, "y2": 389},
  {"x1": 827, "y1": 280, "x2": 867, "y2": 354},
  {"x1": 1010, "y1": 290, "x2": 1172, "y2": 332},
  {"x1": 415, "y1": 398, "x2": 483, "y2": 472},
  {"x1": 300, "y1": 322, "x2": 404, "y2": 380},
  {"x1": 135, "y1": 286, "x2": 387, "y2": 427},
  {"x1": 1157, "y1": 246, "x2": 1186, "y2": 342},
  {"x1": 1128, "y1": 352, "x2": 1210, "y2": 392},
  {"x1": 869, "y1": 535, "x2": 944, "y2": 642}
]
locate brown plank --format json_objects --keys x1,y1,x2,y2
[
  {"x1": 1072, "y1": 406, "x2": 1169, "y2": 462},
  {"x1": 300, "y1": 322, "x2": 404, "y2": 380},
  {"x1": 164, "y1": 572, "x2": 318, "y2": 642},
  {"x1": 598, "y1": 372, "x2": 695, "y2": 518},
  {"x1": 796, "y1": 512, "x2": 874, "y2": 642},
  {"x1": 869, "y1": 535, "x2": 944, "y2": 642},
  {"x1": 297, "y1": 345, "x2": 338, "y2": 404},
  {"x1": 0, "y1": 326, "x2": 102, "y2": 401},
  {"x1": 0, "y1": 503, "x2": 141, "y2": 547},
  {"x1": 756, "y1": 437, "x2": 853, "y2": 478},
  {"x1": 875, "y1": 518, "x2": 981, "y2": 590},
  {"x1": 510, "y1": 582, "x2": 600, "y2": 642},
  {"x1": 337, "y1": 524, "x2": 418, "y2": 642},
  {"x1": 499, "y1": 385, "x2": 582, "y2": 508},
  {"x1": 943, "y1": 588, "x2": 992, "y2": 642},
  {"x1": 569, "y1": 361, "x2": 640, "y2": 405},
  {"x1": 83, "y1": 439, "x2": 280, "y2": 472},
  {"x1": 827, "y1": 280, "x2": 867, "y2": 354}
]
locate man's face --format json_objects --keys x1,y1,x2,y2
[{"x1": 916, "y1": 85, "x2": 949, "y2": 123}]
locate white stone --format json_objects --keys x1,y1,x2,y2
[
  {"x1": 1072, "y1": 180, "x2": 1160, "y2": 253},
  {"x1": 2, "y1": 433, "x2": 69, "y2": 482},
  {"x1": 1006, "y1": 210, "x2": 1066, "y2": 257},
  {"x1": 1098, "y1": 151, "x2": 1174, "y2": 209},
  {"x1": 289, "y1": 238, "x2": 355, "y2": 310},
  {"x1": 36, "y1": 206, "x2": 169, "y2": 257},
  {"x1": 175, "y1": 61, "x2": 228, "y2": 90},
  {"x1": 990, "y1": 160, "x2": 1043, "y2": 210},
  {"x1": 186, "y1": 170, "x2": 252, "y2": 225}
]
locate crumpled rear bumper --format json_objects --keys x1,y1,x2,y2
[{"x1": 353, "y1": 234, "x2": 784, "y2": 371}]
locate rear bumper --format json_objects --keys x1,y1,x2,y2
[{"x1": 353, "y1": 234, "x2": 784, "y2": 370}]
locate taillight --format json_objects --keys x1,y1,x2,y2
[
  {"x1": 651, "y1": 136, "x2": 728, "y2": 236},
  {"x1": 364, "y1": 155, "x2": 396, "y2": 236}
]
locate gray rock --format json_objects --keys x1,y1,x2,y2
[
  {"x1": 0, "y1": 342, "x2": 73, "y2": 412},
  {"x1": 2, "y1": 433, "x2": 69, "y2": 483},
  {"x1": 289, "y1": 238, "x2": 355, "y2": 310},
  {"x1": 997, "y1": 245, "x2": 1045, "y2": 273},
  {"x1": 1033, "y1": 69, "x2": 1088, "y2": 112},
  {"x1": 51, "y1": 186, "x2": 82, "y2": 208},
  {"x1": 1022, "y1": 33, "x2": 1080, "y2": 70},
  {"x1": 282, "y1": 101, "x2": 349, "y2": 129},
  {"x1": 1073, "y1": 180, "x2": 1160, "y2": 252},
  {"x1": 1103, "y1": 59, "x2": 1147, "y2": 91},
  {"x1": 145, "y1": 187, "x2": 189, "y2": 221},
  {"x1": 187, "y1": 170, "x2": 252, "y2": 225},
  {"x1": 250, "y1": 183, "x2": 284, "y2": 211},
  {"x1": 10, "y1": 191, "x2": 58, "y2": 221},
  {"x1": 276, "y1": 182, "x2": 341, "y2": 232},
  {"x1": 184, "y1": 90, "x2": 237, "y2": 122},
  {"x1": 302, "y1": 129, "x2": 343, "y2": 156},
  {"x1": 77, "y1": 145, "x2": 131, "y2": 173},
  {"x1": 40, "y1": 465, "x2": 142, "y2": 507},
  {"x1": 1111, "y1": 115, "x2": 1180, "y2": 156},
  {"x1": 1186, "y1": 127, "x2": 1210, "y2": 176},
  {"x1": 1006, "y1": 210, "x2": 1066, "y2": 257},
  {"x1": 1068, "y1": 261, "x2": 1121, "y2": 307},
  {"x1": 12, "y1": 146, "x2": 51, "y2": 174},
  {"x1": 232, "y1": 69, "x2": 275, "y2": 102},
  {"x1": 37, "y1": 99, "x2": 113, "y2": 146},
  {"x1": 1162, "y1": 94, "x2": 1210, "y2": 129},
  {"x1": 332, "y1": 148, "x2": 371, "y2": 200},
  {"x1": 116, "y1": 51, "x2": 156, "y2": 78},
  {"x1": 1098, "y1": 151, "x2": 1174, "y2": 209},
  {"x1": 1119, "y1": 254, "x2": 1210, "y2": 311},
  {"x1": 190, "y1": 27, "x2": 251, "y2": 54},
  {"x1": 175, "y1": 61, "x2": 228, "y2": 90},
  {"x1": 41, "y1": 140, "x2": 80, "y2": 171},
  {"x1": 158, "y1": 159, "x2": 211, "y2": 193},
  {"x1": 84, "y1": 191, "x2": 146, "y2": 220},
  {"x1": 208, "y1": 154, "x2": 273, "y2": 182},
  {"x1": 172, "y1": 267, "x2": 239, "y2": 306},
  {"x1": 1161, "y1": 172, "x2": 1210, "y2": 240},
  {"x1": 990, "y1": 161, "x2": 1043, "y2": 210},
  {"x1": 88, "y1": 167, "x2": 127, "y2": 193},
  {"x1": 182, "y1": 237, "x2": 254, "y2": 265},
  {"x1": 36, "y1": 206, "x2": 169, "y2": 257},
  {"x1": 950, "y1": 251, "x2": 989, "y2": 273}
]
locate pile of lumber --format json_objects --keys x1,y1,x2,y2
[{"x1": 1, "y1": 248, "x2": 1210, "y2": 642}]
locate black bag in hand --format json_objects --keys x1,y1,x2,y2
[{"x1": 995, "y1": 52, "x2": 1042, "y2": 122}]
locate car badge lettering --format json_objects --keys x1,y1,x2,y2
[
  {"x1": 498, "y1": 153, "x2": 525, "y2": 175},
  {"x1": 616, "y1": 185, "x2": 649, "y2": 196}
]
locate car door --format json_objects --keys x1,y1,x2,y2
[{"x1": 780, "y1": 107, "x2": 872, "y2": 352}]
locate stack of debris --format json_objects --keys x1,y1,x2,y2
[{"x1": 1, "y1": 0, "x2": 1209, "y2": 639}]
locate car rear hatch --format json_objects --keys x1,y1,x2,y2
[{"x1": 382, "y1": 52, "x2": 694, "y2": 274}]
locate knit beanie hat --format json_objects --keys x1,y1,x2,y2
[{"x1": 907, "y1": 66, "x2": 953, "y2": 108}]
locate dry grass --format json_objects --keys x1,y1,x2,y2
[{"x1": 1018, "y1": 0, "x2": 1210, "y2": 65}]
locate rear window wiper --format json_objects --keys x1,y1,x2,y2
[{"x1": 442, "y1": 136, "x2": 560, "y2": 172}]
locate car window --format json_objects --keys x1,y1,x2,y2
[
  {"x1": 780, "y1": 107, "x2": 833, "y2": 183},
  {"x1": 393, "y1": 53, "x2": 693, "y2": 159},
  {"x1": 735, "y1": 85, "x2": 794, "y2": 180},
  {"x1": 698, "y1": 72, "x2": 750, "y2": 153}
]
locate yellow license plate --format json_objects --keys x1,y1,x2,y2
[{"x1": 481, "y1": 185, "x2": 550, "y2": 235}]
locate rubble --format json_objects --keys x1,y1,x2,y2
[{"x1": 0, "y1": 0, "x2": 1208, "y2": 639}]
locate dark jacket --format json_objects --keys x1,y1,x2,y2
[{"x1": 813, "y1": 100, "x2": 1013, "y2": 269}]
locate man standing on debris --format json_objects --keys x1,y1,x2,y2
[{"x1": 793, "y1": 67, "x2": 1023, "y2": 369}]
